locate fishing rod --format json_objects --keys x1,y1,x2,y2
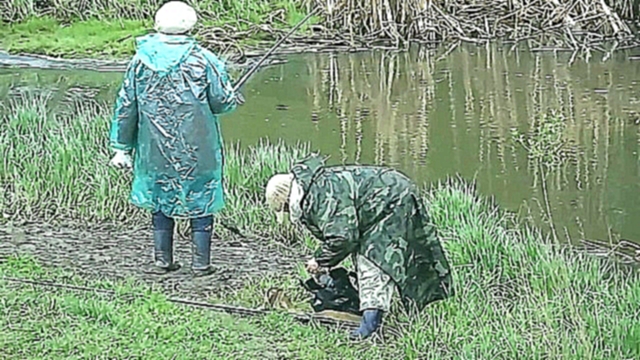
[
  {"x1": 2, "y1": 276, "x2": 362, "y2": 330},
  {"x1": 232, "y1": 6, "x2": 322, "y2": 92}
]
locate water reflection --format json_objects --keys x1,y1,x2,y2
[
  {"x1": 1, "y1": 44, "x2": 639, "y2": 247},
  {"x1": 296, "y1": 44, "x2": 640, "y2": 247}
]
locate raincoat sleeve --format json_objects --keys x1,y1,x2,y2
[
  {"x1": 310, "y1": 197, "x2": 360, "y2": 268},
  {"x1": 109, "y1": 58, "x2": 139, "y2": 152},
  {"x1": 203, "y1": 50, "x2": 238, "y2": 115}
]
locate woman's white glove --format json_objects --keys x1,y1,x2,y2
[{"x1": 109, "y1": 150, "x2": 133, "y2": 169}]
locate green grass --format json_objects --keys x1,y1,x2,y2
[
  {"x1": 1, "y1": 95, "x2": 640, "y2": 358},
  {"x1": 0, "y1": 17, "x2": 147, "y2": 58},
  {"x1": 0, "y1": 256, "x2": 394, "y2": 359},
  {"x1": 0, "y1": 0, "x2": 315, "y2": 59},
  {"x1": 0, "y1": 93, "x2": 313, "y2": 245}
]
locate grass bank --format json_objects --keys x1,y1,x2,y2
[
  {"x1": 1, "y1": 95, "x2": 640, "y2": 358},
  {"x1": 0, "y1": 0, "x2": 315, "y2": 59},
  {"x1": 1, "y1": 1, "x2": 638, "y2": 60},
  {"x1": 0, "y1": 256, "x2": 391, "y2": 359}
]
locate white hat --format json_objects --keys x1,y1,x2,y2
[
  {"x1": 265, "y1": 173, "x2": 294, "y2": 224},
  {"x1": 154, "y1": 1, "x2": 198, "y2": 35}
]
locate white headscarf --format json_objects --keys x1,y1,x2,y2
[
  {"x1": 265, "y1": 173, "x2": 294, "y2": 224},
  {"x1": 154, "y1": 1, "x2": 198, "y2": 35}
]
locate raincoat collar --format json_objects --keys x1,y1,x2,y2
[{"x1": 133, "y1": 33, "x2": 197, "y2": 74}]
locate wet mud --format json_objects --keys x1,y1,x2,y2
[{"x1": 0, "y1": 223, "x2": 306, "y2": 301}]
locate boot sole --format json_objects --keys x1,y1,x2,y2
[
  {"x1": 143, "y1": 263, "x2": 182, "y2": 275},
  {"x1": 191, "y1": 266, "x2": 216, "y2": 277}
]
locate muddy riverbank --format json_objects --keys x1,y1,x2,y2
[{"x1": 0, "y1": 222, "x2": 305, "y2": 301}]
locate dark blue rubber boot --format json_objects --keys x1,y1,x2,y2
[
  {"x1": 191, "y1": 231, "x2": 215, "y2": 276},
  {"x1": 153, "y1": 230, "x2": 181, "y2": 272},
  {"x1": 191, "y1": 215, "x2": 215, "y2": 277},
  {"x1": 148, "y1": 211, "x2": 181, "y2": 274},
  {"x1": 349, "y1": 309, "x2": 384, "y2": 341}
]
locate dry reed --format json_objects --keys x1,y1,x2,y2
[
  {"x1": 2, "y1": 0, "x2": 638, "y2": 53},
  {"x1": 308, "y1": 0, "x2": 639, "y2": 50}
]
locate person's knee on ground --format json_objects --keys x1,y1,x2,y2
[
  {"x1": 151, "y1": 211, "x2": 181, "y2": 271},
  {"x1": 190, "y1": 215, "x2": 215, "y2": 276},
  {"x1": 350, "y1": 255, "x2": 394, "y2": 340}
]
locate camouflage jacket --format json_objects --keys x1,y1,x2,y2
[{"x1": 291, "y1": 155, "x2": 454, "y2": 312}]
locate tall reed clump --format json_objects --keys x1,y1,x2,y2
[
  {"x1": 0, "y1": 93, "x2": 311, "y2": 245},
  {"x1": 315, "y1": 0, "x2": 635, "y2": 47}
]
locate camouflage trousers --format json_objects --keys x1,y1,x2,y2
[{"x1": 356, "y1": 254, "x2": 395, "y2": 312}]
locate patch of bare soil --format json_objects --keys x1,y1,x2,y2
[{"x1": 0, "y1": 223, "x2": 306, "y2": 301}]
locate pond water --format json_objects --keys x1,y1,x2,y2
[{"x1": 1, "y1": 44, "x2": 640, "y2": 248}]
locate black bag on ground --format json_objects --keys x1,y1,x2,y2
[{"x1": 299, "y1": 267, "x2": 363, "y2": 316}]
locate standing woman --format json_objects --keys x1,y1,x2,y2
[{"x1": 108, "y1": 1, "x2": 243, "y2": 276}]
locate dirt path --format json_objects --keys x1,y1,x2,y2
[{"x1": 0, "y1": 223, "x2": 306, "y2": 301}]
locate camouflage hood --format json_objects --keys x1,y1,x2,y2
[
  {"x1": 289, "y1": 154, "x2": 327, "y2": 224},
  {"x1": 290, "y1": 153, "x2": 327, "y2": 194},
  {"x1": 290, "y1": 154, "x2": 454, "y2": 312}
]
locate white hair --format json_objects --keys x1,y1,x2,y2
[{"x1": 265, "y1": 173, "x2": 294, "y2": 224}]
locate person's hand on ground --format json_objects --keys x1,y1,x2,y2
[
  {"x1": 109, "y1": 150, "x2": 132, "y2": 169},
  {"x1": 306, "y1": 258, "x2": 320, "y2": 273}
]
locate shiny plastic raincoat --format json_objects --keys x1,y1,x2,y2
[{"x1": 109, "y1": 33, "x2": 237, "y2": 219}]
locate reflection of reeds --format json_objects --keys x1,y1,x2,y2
[
  {"x1": 309, "y1": 49, "x2": 444, "y2": 169},
  {"x1": 305, "y1": 43, "x2": 640, "y2": 245},
  {"x1": 6, "y1": 44, "x2": 639, "y2": 245}
]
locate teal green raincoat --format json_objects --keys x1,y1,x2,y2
[{"x1": 109, "y1": 33, "x2": 237, "y2": 219}]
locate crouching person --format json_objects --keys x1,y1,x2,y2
[
  {"x1": 265, "y1": 155, "x2": 454, "y2": 340},
  {"x1": 108, "y1": 1, "x2": 243, "y2": 276}
]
